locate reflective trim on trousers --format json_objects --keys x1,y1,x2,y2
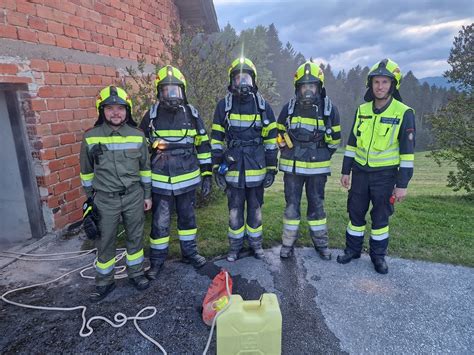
[
  {"x1": 149, "y1": 236, "x2": 169, "y2": 250},
  {"x1": 246, "y1": 224, "x2": 262, "y2": 238},
  {"x1": 347, "y1": 222, "x2": 365, "y2": 237},
  {"x1": 228, "y1": 226, "x2": 245, "y2": 239},
  {"x1": 295, "y1": 167, "x2": 331, "y2": 175},
  {"x1": 96, "y1": 257, "x2": 115, "y2": 275},
  {"x1": 126, "y1": 249, "x2": 144, "y2": 266}
]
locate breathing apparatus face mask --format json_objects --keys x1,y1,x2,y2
[
  {"x1": 231, "y1": 72, "x2": 254, "y2": 97},
  {"x1": 297, "y1": 83, "x2": 319, "y2": 106},
  {"x1": 159, "y1": 84, "x2": 184, "y2": 111}
]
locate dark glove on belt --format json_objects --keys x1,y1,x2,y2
[
  {"x1": 201, "y1": 175, "x2": 212, "y2": 197},
  {"x1": 263, "y1": 171, "x2": 276, "y2": 188},
  {"x1": 82, "y1": 197, "x2": 100, "y2": 240},
  {"x1": 213, "y1": 167, "x2": 227, "y2": 190}
]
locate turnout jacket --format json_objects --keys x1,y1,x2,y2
[
  {"x1": 277, "y1": 96, "x2": 341, "y2": 175},
  {"x1": 140, "y1": 103, "x2": 212, "y2": 196},
  {"x1": 341, "y1": 97, "x2": 416, "y2": 188},
  {"x1": 211, "y1": 92, "x2": 278, "y2": 188},
  {"x1": 79, "y1": 123, "x2": 152, "y2": 199}
]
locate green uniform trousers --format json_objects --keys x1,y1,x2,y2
[{"x1": 94, "y1": 184, "x2": 145, "y2": 286}]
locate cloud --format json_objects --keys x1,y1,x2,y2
[{"x1": 214, "y1": 0, "x2": 474, "y2": 78}]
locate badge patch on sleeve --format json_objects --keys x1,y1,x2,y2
[{"x1": 408, "y1": 132, "x2": 414, "y2": 141}]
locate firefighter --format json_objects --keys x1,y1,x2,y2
[
  {"x1": 140, "y1": 65, "x2": 212, "y2": 280},
  {"x1": 338, "y1": 58, "x2": 416, "y2": 274},
  {"x1": 80, "y1": 85, "x2": 152, "y2": 302},
  {"x1": 277, "y1": 61, "x2": 341, "y2": 260},
  {"x1": 211, "y1": 57, "x2": 278, "y2": 262}
]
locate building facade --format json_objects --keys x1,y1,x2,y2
[{"x1": 0, "y1": 0, "x2": 218, "y2": 245}]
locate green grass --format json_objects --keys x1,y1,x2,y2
[{"x1": 89, "y1": 151, "x2": 474, "y2": 267}]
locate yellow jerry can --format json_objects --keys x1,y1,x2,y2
[{"x1": 216, "y1": 293, "x2": 282, "y2": 355}]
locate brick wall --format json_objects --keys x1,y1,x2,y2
[{"x1": 0, "y1": 0, "x2": 180, "y2": 232}]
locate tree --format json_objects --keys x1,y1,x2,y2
[{"x1": 427, "y1": 24, "x2": 474, "y2": 193}]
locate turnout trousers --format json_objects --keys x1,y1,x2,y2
[
  {"x1": 346, "y1": 167, "x2": 397, "y2": 258},
  {"x1": 226, "y1": 185, "x2": 264, "y2": 253},
  {"x1": 94, "y1": 184, "x2": 146, "y2": 287},
  {"x1": 281, "y1": 173, "x2": 328, "y2": 249},
  {"x1": 149, "y1": 190, "x2": 200, "y2": 266}
]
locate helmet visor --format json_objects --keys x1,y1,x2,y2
[
  {"x1": 232, "y1": 72, "x2": 253, "y2": 88},
  {"x1": 160, "y1": 84, "x2": 183, "y2": 100}
]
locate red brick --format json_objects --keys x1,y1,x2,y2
[
  {"x1": 54, "y1": 181, "x2": 71, "y2": 195},
  {"x1": 40, "y1": 111, "x2": 58, "y2": 124},
  {"x1": 59, "y1": 167, "x2": 75, "y2": 181},
  {"x1": 76, "y1": 76, "x2": 90, "y2": 85},
  {"x1": 61, "y1": 74, "x2": 76, "y2": 85},
  {"x1": 31, "y1": 99, "x2": 47, "y2": 111},
  {"x1": 42, "y1": 135, "x2": 60, "y2": 147},
  {"x1": 71, "y1": 39, "x2": 85, "y2": 51},
  {"x1": 67, "y1": 120, "x2": 82, "y2": 131},
  {"x1": 36, "y1": 6, "x2": 55, "y2": 21},
  {"x1": 0, "y1": 63, "x2": 18, "y2": 74},
  {"x1": 18, "y1": 28, "x2": 38, "y2": 43},
  {"x1": 67, "y1": 87, "x2": 85, "y2": 97},
  {"x1": 55, "y1": 145, "x2": 72, "y2": 158},
  {"x1": 63, "y1": 154, "x2": 79, "y2": 167},
  {"x1": 54, "y1": 214, "x2": 68, "y2": 229},
  {"x1": 36, "y1": 124, "x2": 51, "y2": 136},
  {"x1": 65, "y1": 62, "x2": 81, "y2": 73},
  {"x1": 48, "y1": 21, "x2": 64, "y2": 35},
  {"x1": 38, "y1": 32, "x2": 56, "y2": 46},
  {"x1": 63, "y1": 25, "x2": 78, "y2": 38},
  {"x1": 102, "y1": 35, "x2": 113, "y2": 46},
  {"x1": 64, "y1": 98, "x2": 79, "y2": 108},
  {"x1": 58, "y1": 110, "x2": 74, "y2": 121},
  {"x1": 77, "y1": 28, "x2": 91, "y2": 41},
  {"x1": 17, "y1": 1, "x2": 36, "y2": 14},
  {"x1": 7, "y1": 11, "x2": 28, "y2": 27},
  {"x1": 71, "y1": 177, "x2": 81, "y2": 190},
  {"x1": 73, "y1": 109, "x2": 88, "y2": 119},
  {"x1": 80, "y1": 64, "x2": 94, "y2": 74},
  {"x1": 56, "y1": 35, "x2": 72, "y2": 49},
  {"x1": 0, "y1": 76, "x2": 32, "y2": 84},
  {"x1": 70, "y1": 15, "x2": 84, "y2": 29},
  {"x1": 96, "y1": 23, "x2": 107, "y2": 35},
  {"x1": 89, "y1": 75, "x2": 102, "y2": 85},
  {"x1": 0, "y1": 25, "x2": 17, "y2": 39},
  {"x1": 68, "y1": 208, "x2": 83, "y2": 223},
  {"x1": 47, "y1": 98, "x2": 65, "y2": 110},
  {"x1": 65, "y1": 187, "x2": 80, "y2": 202},
  {"x1": 60, "y1": 133, "x2": 75, "y2": 144},
  {"x1": 105, "y1": 67, "x2": 116, "y2": 77},
  {"x1": 28, "y1": 16, "x2": 48, "y2": 31},
  {"x1": 44, "y1": 73, "x2": 61, "y2": 85},
  {"x1": 48, "y1": 159, "x2": 64, "y2": 172},
  {"x1": 79, "y1": 98, "x2": 93, "y2": 108},
  {"x1": 51, "y1": 122, "x2": 68, "y2": 134},
  {"x1": 40, "y1": 148, "x2": 56, "y2": 160},
  {"x1": 85, "y1": 42, "x2": 98, "y2": 53},
  {"x1": 49, "y1": 60, "x2": 66, "y2": 73},
  {"x1": 48, "y1": 196, "x2": 60, "y2": 208},
  {"x1": 91, "y1": 32, "x2": 103, "y2": 44}
]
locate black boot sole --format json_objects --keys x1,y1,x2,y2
[
  {"x1": 129, "y1": 278, "x2": 150, "y2": 291},
  {"x1": 89, "y1": 283, "x2": 116, "y2": 303},
  {"x1": 336, "y1": 253, "x2": 361, "y2": 264}
]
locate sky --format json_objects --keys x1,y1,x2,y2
[{"x1": 213, "y1": 0, "x2": 473, "y2": 78}]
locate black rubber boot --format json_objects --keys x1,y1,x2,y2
[
  {"x1": 180, "y1": 240, "x2": 207, "y2": 268},
  {"x1": 89, "y1": 282, "x2": 116, "y2": 302},
  {"x1": 129, "y1": 275, "x2": 150, "y2": 291},
  {"x1": 371, "y1": 257, "x2": 388, "y2": 274},
  {"x1": 248, "y1": 236, "x2": 265, "y2": 260},
  {"x1": 336, "y1": 249, "x2": 361, "y2": 264},
  {"x1": 279, "y1": 245, "x2": 294, "y2": 259},
  {"x1": 314, "y1": 246, "x2": 332, "y2": 261},
  {"x1": 227, "y1": 237, "x2": 243, "y2": 262},
  {"x1": 145, "y1": 263, "x2": 163, "y2": 281}
]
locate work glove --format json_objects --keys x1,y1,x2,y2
[
  {"x1": 82, "y1": 197, "x2": 100, "y2": 240},
  {"x1": 201, "y1": 175, "x2": 212, "y2": 197},
  {"x1": 213, "y1": 167, "x2": 227, "y2": 190},
  {"x1": 263, "y1": 170, "x2": 277, "y2": 189}
]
